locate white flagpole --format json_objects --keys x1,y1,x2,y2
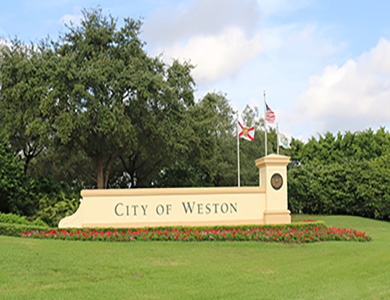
[
  {"x1": 264, "y1": 90, "x2": 267, "y2": 156},
  {"x1": 277, "y1": 122, "x2": 280, "y2": 155},
  {"x1": 237, "y1": 110, "x2": 240, "y2": 187}
]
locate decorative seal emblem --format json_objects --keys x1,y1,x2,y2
[
  {"x1": 271, "y1": 173, "x2": 283, "y2": 190},
  {"x1": 243, "y1": 128, "x2": 249, "y2": 137}
]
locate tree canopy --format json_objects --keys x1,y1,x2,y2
[
  {"x1": 0, "y1": 39, "x2": 52, "y2": 174},
  {"x1": 0, "y1": 8, "x2": 200, "y2": 189}
]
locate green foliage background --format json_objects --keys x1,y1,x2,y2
[
  {"x1": 288, "y1": 129, "x2": 390, "y2": 220},
  {"x1": 0, "y1": 140, "x2": 28, "y2": 214}
]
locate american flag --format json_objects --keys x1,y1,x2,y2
[{"x1": 265, "y1": 103, "x2": 275, "y2": 124}]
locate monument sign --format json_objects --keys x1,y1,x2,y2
[{"x1": 59, "y1": 154, "x2": 291, "y2": 228}]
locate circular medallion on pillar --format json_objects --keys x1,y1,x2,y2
[{"x1": 270, "y1": 173, "x2": 283, "y2": 190}]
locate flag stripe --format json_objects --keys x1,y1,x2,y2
[{"x1": 265, "y1": 103, "x2": 275, "y2": 123}]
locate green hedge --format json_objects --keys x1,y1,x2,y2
[
  {"x1": 0, "y1": 222, "x2": 53, "y2": 237},
  {"x1": 0, "y1": 212, "x2": 48, "y2": 227},
  {"x1": 288, "y1": 160, "x2": 390, "y2": 220}
]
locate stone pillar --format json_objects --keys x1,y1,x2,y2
[{"x1": 255, "y1": 154, "x2": 291, "y2": 224}]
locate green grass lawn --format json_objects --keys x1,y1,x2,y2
[{"x1": 1, "y1": 215, "x2": 389, "y2": 299}]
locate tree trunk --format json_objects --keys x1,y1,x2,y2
[
  {"x1": 24, "y1": 156, "x2": 31, "y2": 175},
  {"x1": 96, "y1": 152, "x2": 105, "y2": 189}
]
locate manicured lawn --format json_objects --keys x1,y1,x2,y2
[{"x1": 1, "y1": 215, "x2": 389, "y2": 299}]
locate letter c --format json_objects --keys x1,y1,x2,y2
[{"x1": 114, "y1": 203, "x2": 124, "y2": 216}]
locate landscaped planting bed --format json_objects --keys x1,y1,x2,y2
[{"x1": 20, "y1": 223, "x2": 371, "y2": 243}]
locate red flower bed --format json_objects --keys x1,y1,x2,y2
[{"x1": 21, "y1": 226, "x2": 372, "y2": 243}]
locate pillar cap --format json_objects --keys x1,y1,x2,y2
[{"x1": 255, "y1": 154, "x2": 291, "y2": 169}]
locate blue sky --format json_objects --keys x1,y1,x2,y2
[{"x1": 1, "y1": 0, "x2": 390, "y2": 140}]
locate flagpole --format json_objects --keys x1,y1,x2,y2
[
  {"x1": 236, "y1": 110, "x2": 240, "y2": 187},
  {"x1": 277, "y1": 122, "x2": 280, "y2": 155},
  {"x1": 264, "y1": 90, "x2": 267, "y2": 156}
]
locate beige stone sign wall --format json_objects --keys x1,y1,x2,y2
[{"x1": 59, "y1": 154, "x2": 291, "y2": 228}]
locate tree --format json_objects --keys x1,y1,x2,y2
[
  {"x1": 0, "y1": 40, "x2": 52, "y2": 174},
  {"x1": 191, "y1": 92, "x2": 236, "y2": 186},
  {"x1": 116, "y1": 60, "x2": 196, "y2": 188},
  {"x1": 40, "y1": 8, "x2": 192, "y2": 189},
  {"x1": 155, "y1": 92, "x2": 236, "y2": 187}
]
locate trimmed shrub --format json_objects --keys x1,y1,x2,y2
[
  {"x1": 0, "y1": 212, "x2": 48, "y2": 227},
  {"x1": 288, "y1": 160, "x2": 390, "y2": 220},
  {"x1": 27, "y1": 176, "x2": 81, "y2": 227},
  {"x1": 0, "y1": 222, "x2": 52, "y2": 237}
]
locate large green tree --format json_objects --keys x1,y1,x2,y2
[
  {"x1": 116, "y1": 60, "x2": 196, "y2": 188},
  {"x1": 189, "y1": 92, "x2": 237, "y2": 186},
  {"x1": 0, "y1": 40, "x2": 52, "y2": 174},
  {"x1": 40, "y1": 8, "x2": 194, "y2": 189},
  {"x1": 155, "y1": 92, "x2": 236, "y2": 187}
]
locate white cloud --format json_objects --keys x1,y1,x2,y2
[
  {"x1": 294, "y1": 38, "x2": 390, "y2": 134},
  {"x1": 157, "y1": 26, "x2": 262, "y2": 82},
  {"x1": 143, "y1": 0, "x2": 260, "y2": 46},
  {"x1": 59, "y1": 13, "x2": 82, "y2": 26},
  {"x1": 144, "y1": 0, "x2": 263, "y2": 83},
  {"x1": 59, "y1": 5, "x2": 83, "y2": 27}
]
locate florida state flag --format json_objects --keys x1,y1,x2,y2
[{"x1": 238, "y1": 121, "x2": 255, "y2": 141}]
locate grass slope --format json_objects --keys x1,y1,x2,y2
[{"x1": 1, "y1": 215, "x2": 389, "y2": 299}]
